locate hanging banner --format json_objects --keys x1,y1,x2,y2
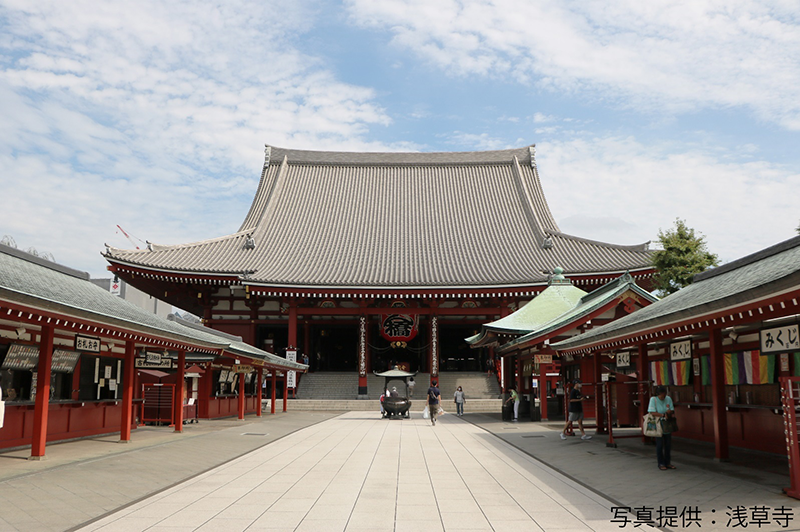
[
  {"x1": 286, "y1": 349, "x2": 297, "y2": 388},
  {"x1": 380, "y1": 302, "x2": 419, "y2": 342}
]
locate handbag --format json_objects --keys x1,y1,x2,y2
[
  {"x1": 664, "y1": 415, "x2": 678, "y2": 434},
  {"x1": 642, "y1": 413, "x2": 663, "y2": 438}
]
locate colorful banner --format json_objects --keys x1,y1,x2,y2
[
  {"x1": 723, "y1": 351, "x2": 775, "y2": 385},
  {"x1": 701, "y1": 355, "x2": 711, "y2": 385},
  {"x1": 794, "y1": 352, "x2": 800, "y2": 377},
  {"x1": 650, "y1": 360, "x2": 690, "y2": 386}
]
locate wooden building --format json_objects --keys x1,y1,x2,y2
[
  {"x1": 552, "y1": 235, "x2": 800, "y2": 463},
  {"x1": 104, "y1": 145, "x2": 656, "y2": 395},
  {"x1": 0, "y1": 244, "x2": 305, "y2": 456},
  {"x1": 469, "y1": 268, "x2": 657, "y2": 420}
]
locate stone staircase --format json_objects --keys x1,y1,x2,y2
[{"x1": 288, "y1": 371, "x2": 503, "y2": 413}]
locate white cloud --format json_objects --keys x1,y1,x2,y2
[
  {"x1": 538, "y1": 136, "x2": 800, "y2": 263},
  {"x1": 0, "y1": 0, "x2": 398, "y2": 276},
  {"x1": 346, "y1": 0, "x2": 800, "y2": 129}
]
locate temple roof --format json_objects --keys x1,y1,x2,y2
[
  {"x1": 552, "y1": 235, "x2": 800, "y2": 353},
  {"x1": 496, "y1": 272, "x2": 658, "y2": 354},
  {"x1": 104, "y1": 145, "x2": 654, "y2": 289},
  {"x1": 0, "y1": 244, "x2": 306, "y2": 370}
]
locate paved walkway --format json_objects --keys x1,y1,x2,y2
[
  {"x1": 77, "y1": 412, "x2": 624, "y2": 532},
  {"x1": 1, "y1": 410, "x2": 798, "y2": 531}
]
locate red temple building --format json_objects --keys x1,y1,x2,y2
[{"x1": 104, "y1": 145, "x2": 656, "y2": 396}]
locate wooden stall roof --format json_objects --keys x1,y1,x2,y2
[{"x1": 552, "y1": 235, "x2": 800, "y2": 354}]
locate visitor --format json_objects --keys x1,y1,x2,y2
[
  {"x1": 648, "y1": 385, "x2": 676, "y2": 470},
  {"x1": 427, "y1": 380, "x2": 441, "y2": 426},
  {"x1": 454, "y1": 386, "x2": 466, "y2": 416},
  {"x1": 561, "y1": 381, "x2": 591, "y2": 440},
  {"x1": 504, "y1": 386, "x2": 519, "y2": 421}
]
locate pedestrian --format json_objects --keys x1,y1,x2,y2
[
  {"x1": 648, "y1": 385, "x2": 676, "y2": 470},
  {"x1": 454, "y1": 386, "x2": 466, "y2": 416},
  {"x1": 427, "y1": 379, "x2": 441, "y2": 426},
  {"x1": 408, "y1": 377, "x2": 415, "y2": 398},
  {"x1": 379, "y1": 392, "x2": 386, "y2": 417},
  {"x1": 504, "y1": 386, "x2": 520, "y2": 421},
  {"x1": 561, "y1": 381, "x2": 592, "y2": 440}
]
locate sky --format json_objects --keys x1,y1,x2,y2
[{"x1": 1, "y1": 0, "x2": 799, "y2": 279}]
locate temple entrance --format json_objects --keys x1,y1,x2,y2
[
  {"x1": 309, "y1": 325, "x2": 358, "y2": 372},
  {"x1": 440, "y1": 324, "x2": 486, "y2": 372}
]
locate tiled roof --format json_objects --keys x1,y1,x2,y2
[
  {"x1": 497, "y1": 273, "x2": 658, "y2": 354},
  {"x1": 552, "y1": 236, "x2": 800, "y2": 351},
  {"x1": 467, "y1": 271, "x2": 588, "y2": 346},
  {"x1": 0, "y1": 244, "x2": 306, "y2": 370},
  {"x1": 105, "y1": 146, "x2": 654, "y2": 289}
]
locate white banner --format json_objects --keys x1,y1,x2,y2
[{"x1": 286, "y1": 349, "x2": 297, "y2": 388}]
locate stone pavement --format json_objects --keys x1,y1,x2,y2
[
  {"x1": 0, "y1": 409, "x2": 798, "y2": 532},
  {"x1": 77, "y1": 412, "x2": 625, "y2": 532}
]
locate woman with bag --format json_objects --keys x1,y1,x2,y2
[{"x1": 648, "y1": 386, "x2": 676, "y2": 470}]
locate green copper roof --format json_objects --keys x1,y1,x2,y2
[
  {"x1": 467, "y1": 268, "x2": 588, "y2": 345},
  {"x1": 497, "y1": 272, "x2": 658, "y2": 354}
]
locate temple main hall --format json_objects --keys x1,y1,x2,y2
[{"x1": 104, "y1": 145, "x2": 655, "y2": 395}]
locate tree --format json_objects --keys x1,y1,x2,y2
[{"x1": 651, "y1": 219, "x2": 719, "y2": 296}]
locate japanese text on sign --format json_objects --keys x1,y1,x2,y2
[
  {"x1": 75, "y1": 334, "x2": 101, "y2": 353},
  {"x1": 760, "y1": 325, "x2": 800, "y2": 354},
  {"x1": 669, "y1": 339, "x2": 692, "y2": 361}
]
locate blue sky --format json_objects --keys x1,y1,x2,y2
[{"x1": 1, "y1": 0, "x2": 799, "y2": 278}]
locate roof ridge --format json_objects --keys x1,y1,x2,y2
[
  {"x1": 693, "y1": 235, "x2": 800, "y2": 283},
  {"x1": 266, "y1": 145, "x2": 535, "y2": 165},
  {"x1": 1, "y1": 243, "x2": 89, "y2": 280},
  {"x1": 549, "y1": 231, "x2": 652, "y2": 252}
]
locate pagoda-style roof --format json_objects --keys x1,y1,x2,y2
[
  {"x1": 104, "y1": 145, "x2": 654, "y2": 290},
  {"x1": 467, "y1": 268, "x2": 588, "y2": 347},
  {"x1": 496, "y1": 272, "x2": 658, "y2": 355}
]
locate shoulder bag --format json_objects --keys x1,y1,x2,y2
[{"x1": 642, "y1": 413, "x2": 663, "y2": 438}]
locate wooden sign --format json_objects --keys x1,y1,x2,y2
[
  {"x1": 669, "y1": 340, "x2": 692, "y2": 361},
  {"x1": 232, "y1": 364, "x2": 254, "y2": 374},
  {"x1": 75, "y1": 334, "x2": 101, "y2": 353},
  {"x1": 534, "y1": 354, "x2": 553, "y2": 364},
  {"x1": 760, "y1": 325, "x2": 800, "y2": 354},
  {"x1": 616, "y1": 353, "x2": 631, "y2": 368}
]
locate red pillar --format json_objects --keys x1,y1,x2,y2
[
  {"x1": 31, "y1": 325, "x2": 54, "y2": 459},
  {"x1": 120, "y1": 340, "x2": 135, "y2": 442},
  {"x1": 256, "y1": 367, "x2": 263, "y2": 417},
  {"x1": 174, "y1": 349, "x2": 185, "y2": 432},
  {"x1": 270, "y1": 372, "x2": 277, "y2": 414},
  {"x1": 237, "y1": 371, "x2": 246, "y2": 420},
  {"x1": 288, "y1": 301, "x2": 298, "y2": 348},
  {"x1": 593, "y1": 351, "x2": 605, "y2": 433},
  {"x1": 538, "y1": 366, "x2": 548, "y2": 420},
  {"x1": 637, "y1": 343, "x2": 649, "y2": 437},
  {"x1": 303, "y1": 321, "x2": 310, "y2": 370},
  {"x1": 283, "y1": 373, "x2": 288, "y2": 412},
  {"x1": 709, "y1": 328, "x2": 730, "y2": 461}
]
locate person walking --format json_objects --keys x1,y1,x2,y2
[
  {"x1": 504, "y1": 386, "x2": 520, "y2": 421},
  {"x1": 648, "y1": 385, "x2": 676, "y2": 470},
  {"x1": 560, "y1": 381, "x2": 591, "y2": 440},
  {"x1": 454, "y1": 386, "x2": 466, "y2": 416},
  {"x1": 427, "y1": 379, "x2": 441, "y2": 426},
  {"x1": 408, "y1": 377, "x2": 415, "y2": 398}
]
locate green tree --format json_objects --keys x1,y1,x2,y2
[{"x1": 651, "y1": 219, "x2": 719, "y2": 296}]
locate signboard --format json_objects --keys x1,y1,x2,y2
[
  {"x1": 669, "y1": 340, "x2": 692, "y2": 361},
  {"x1": 286, "y1": 349, "x2": 297, "y2": 388},
  {"x1": 760, "y1": 325, "x2": 800, "y2": 354},
  {"x1": 693, "y1": 357, "x2": 701, "y2": 377},
  {"x1": 110, "y1": 279, "x2": 121, "y2": 296},
  {"x1": 380, "y1": 301, "x2": 419, "y2": 342},
  {"x1": 135, "y1": 351, "x2": 173, "y2": 369},
  {"x1": 534, "y1": 354, "x2": 553, "y2": 364},
  {"x1": 782, "y1": 353, "x2": 790, "y2": 373},
  {"x1": 75, "y1": 334, "x2": 101, "y2": 353},
  {"x1": 232, "y1": 364, "x2": 254, "y2": 374},
  {"x1": 522, "y1": 359, "x2": 533, "y2": 377},
  {"x1": 616, "y1": 353, "x2": 631, "y2": 368}
]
